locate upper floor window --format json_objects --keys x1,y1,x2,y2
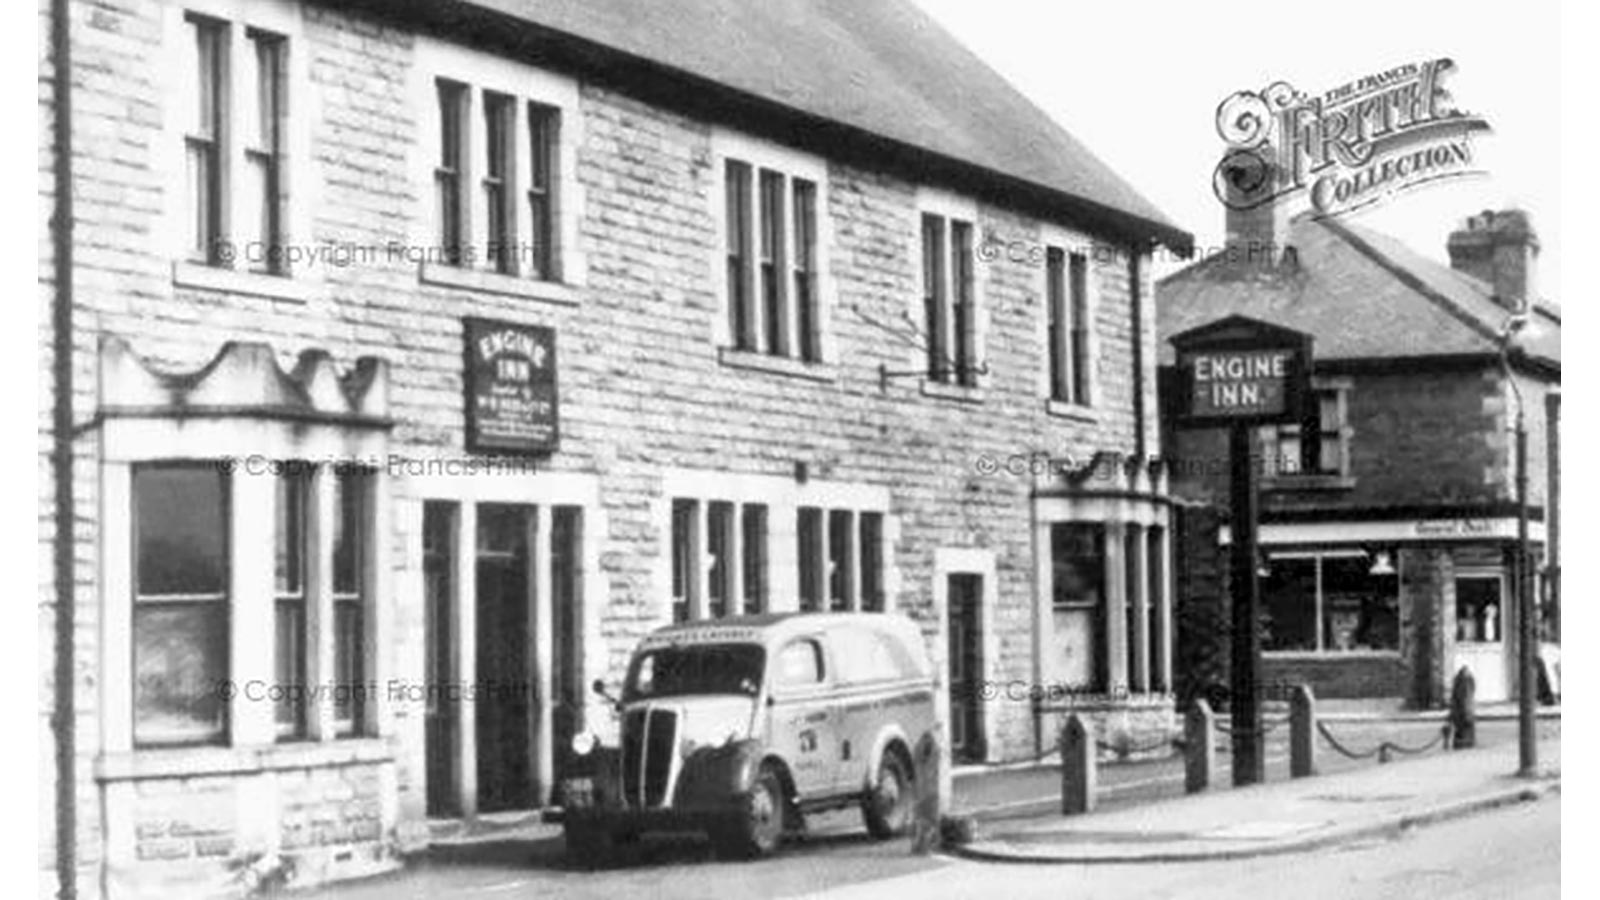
[
  {"x1": 182, "y1": 13, "x2": 288, "y2": 273},
  {"x1": 434, "y1": 79, "x2": 564, "y2": 280},
  {"x1": 1262, "y1": 383, "x2": 1352, "y2": 479},
  {"x1": 1046, "y1": 247, "x2": 1092, "y2": 404},
  {"x1": 922, "y1": 213, "x2": 978, "y2": 386},
  {"x1": 724, "y1": 159, "x2": 821, "y2": 361}
]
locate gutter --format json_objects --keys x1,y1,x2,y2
[{"x1": 49, "y1": 0, "x2": 77, "y2": 897}]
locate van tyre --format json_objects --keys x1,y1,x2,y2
[
  {"x1": 563, "y1": 820, "x2": 615, "y2": 868},
  {"x1": 716, "y1": 766, "x2": 785, "y2": 858},
  {"x1": 863, "y1": 750, "x2": 912, "y2": 839}
]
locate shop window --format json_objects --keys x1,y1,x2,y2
[
  {"x1": 1321, "y1": 556, "x2": 1399, "y2": 650},
  {"x1": 331, "y1": 470, "x2": 368, "y2": 736},
  {"x1": 1456, "y1": 576, "x2": 1503, "y2": 643},
  {"x1": 1263, "y1": 553, "x2": 1399, "y2": 653},
  {"x1": 133, "y1": 465, "x2": 230, "y2": 747},
  {"x1": 1263, "y1": 558, "x2": 1318, "y2": 651},
  {"x1": 274, "y1": 470, "x2": 309, "y2": 739}
]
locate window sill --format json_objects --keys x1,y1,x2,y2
[
  {"x1": 1261, "y1": 474, "x2": 1356, "y2": 492},
  {"x1": 172, "y1": 261, "x2": 316, "y2": 304},
  {"x1": 419, "y1": 261, "x2": 579, "y2": 305},
  {"x1": 1263, "y1": 649, "x2": 1402, "y2": 660},
  {"x1": 920, "y1": 379, "x2": 984, "y2": 405},
  {"x1": 1045, "y1": 399, "x2": 1096, "y2": 423},
  {"x1": 96, "y1": 737, "x2": 394, "y2": 782},
  {"x1": 717, "y1": 347, "x2": 837, "y2": 383}
]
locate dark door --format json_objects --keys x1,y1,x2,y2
[
  {"x1": 423, "y1": 502, "x2": 458, "y2": 817},
  {"x1": 476, "y1": 504, "x2": 536, "y2": 812},
  {"x1": 550, "y1": 506, "x2": 584, "y2": 790},
  {"x1": 947, "y1": 573, "x2": 985, "y2": 763}
]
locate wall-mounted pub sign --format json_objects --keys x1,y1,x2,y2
[
  {"x1": 1170, "y1": 315, "x2": 1313, "y2": 426},
  {"x1": 463, "y1": 317, "x2": 558, "y2": 455}
]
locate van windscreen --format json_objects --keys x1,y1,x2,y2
[{"x1": 624, "y1": 643, "x2": 766, "y2": 701}]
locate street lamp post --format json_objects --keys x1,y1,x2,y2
[{"x1": 1498, "y1": 315, "x2": 1537, "y2": 778}]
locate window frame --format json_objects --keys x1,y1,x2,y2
[
  {"x1": 711, "y1": 131, "x2": 830, "y2": 366},
  {"x1": 131, "y1": 463, "x2": 232, "y2": 749},
  {"x1": 1261, "y1": 379, "x2": 1354, "y2": 482},
  {"x1": 183, "y1": 13, "x2": 230, "y2": 267},
  {"x1": 273, "y1": 468, "x2": 310, "y2": 741},
  {"x1": 916, "y1": 189, "x2": 986, "y2": 392},
  {"x1": 414, "y1": 36, "x2": 582, "y2": 295}
]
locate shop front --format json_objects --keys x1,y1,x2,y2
[{"x1": 1228, "y1": 515, "x2": 1549, "y2": 705}]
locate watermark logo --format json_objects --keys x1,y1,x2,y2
[{"x1": 1214, "y1": 58, "x2": 1491, "y2": 218}]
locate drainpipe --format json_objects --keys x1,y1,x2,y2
[
  {"x1": 1130, "y1": 247, "x2": 1146, "y2": 461},
  {"x1": 49, "y1": 0, "x2": 78, "y2": 897}
]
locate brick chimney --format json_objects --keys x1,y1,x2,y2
[
  {"x1": 1446, "y1": 209, "x2": 1539, "y2": 312},
  {"x1": 1220, "y1": 149, "x2": 1292, "y2": 268}
]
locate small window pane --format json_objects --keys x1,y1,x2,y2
[
  {"x1": 275, "y1": 472, "x2": 305, "y2": 596},
  {"x1": 741, "y1": 504, "x2": 767, "y2": 615},
  {"x1": 859, "y1": 512, "x2": 884, "y2": 612},
  {"x1": 134, "y1": 604, "x2": 227, "y2": 745},
  {"x1": 135, "y1": 468, "x2": 227, "y2": 596},
  {"x1": 332, "y1": 472, "x2": 364, "y2": 596},
  {"x1": 797, "y1": 507, "x2": 823, "y2": 612},
  {"x1": 1050, "y1": 523, "x2": 1104, "y2": 608},
  {"x1": 274, "y1": 600, "x2": 305, "y2": 736},
  {"x1": 333, "y1": 601, "x2": 365, "y2": 730}
]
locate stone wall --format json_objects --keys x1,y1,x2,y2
[{"x1": 42, "y1": 0, "x2": 1166, "y2": 895}]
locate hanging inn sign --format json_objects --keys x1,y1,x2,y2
[
  {"x1": 1171, "y1": 315, "x2": 1313, "y2": 426},
  {"x1": 463, "y1": 317, "x2": 559, "y2": 455},
  {"x1": 1169, "y1": 314, "x2": 1312, "y2": 789}
]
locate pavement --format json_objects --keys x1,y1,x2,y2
[{"x1": 949, "y1": 735, "x2": 1560, "y2": 864}]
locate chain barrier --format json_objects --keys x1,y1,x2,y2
[
  {"x1": 1316, "y1": 720, "x2": 1454, "y2": 763},
  {"x1": 1212, "y1": 714, "x2": 1290, "y2": 737}
]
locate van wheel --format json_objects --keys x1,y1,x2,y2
[
  {"x1": 863, "y1": 749, "x2": 913, "y2": 839},
  {"x1": 563, "y1": 819, "x2": 614, "y2": 868},
  {"x1": 716, "y1": 766, "x2": 785, "y2": 858}
]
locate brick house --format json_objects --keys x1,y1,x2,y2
[
  {"x1": 1156, "y1": 202, "x2": 1560, "y2": 708},
  {"x1": 39, "y1": 0, "x2": 1191, "y2": 895}
]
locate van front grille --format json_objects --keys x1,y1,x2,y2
[{"x1": 621, "y1": 707, "x2": 677, "y2": 807}]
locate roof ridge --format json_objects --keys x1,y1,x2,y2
[{"x1": 1314, "y1": 216, "x2": 1502, "y2": 349}]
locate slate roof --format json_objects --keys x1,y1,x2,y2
[
  {"x1": 372, "y1": 0, "x2": 1186, "y2": 246},
  {"x1": 1155, "y1": 215, "x2": 1560, "y2": 371}
]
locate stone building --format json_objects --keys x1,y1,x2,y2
[
  {"x1": 1157, "y1": 204, "x2": 1560, "y2": 708},
  {"x1": 39, "y1": 0, "x2": 1190, "y2": 896}
]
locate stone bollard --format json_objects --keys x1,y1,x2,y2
[
  {"x1": 1290, "y1": 684, "x2": 1317, "y2": 778},
  {"x1": 1059, "y1": 714, "x2": 1096, "y2": 815},
  {"x1": 1448, "y1": 667, "x2": 1477, "y2": 749},
  {"x1": 1185, "y1": 699, "x2": 1215, "y2": 794},
  {"x1": 910, "y1": 730, "x2": 943, "y2": 854}
]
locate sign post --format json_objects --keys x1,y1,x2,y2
[{"x1": 1170, "y1": 316, "x2": 1312, "y2": 788}]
